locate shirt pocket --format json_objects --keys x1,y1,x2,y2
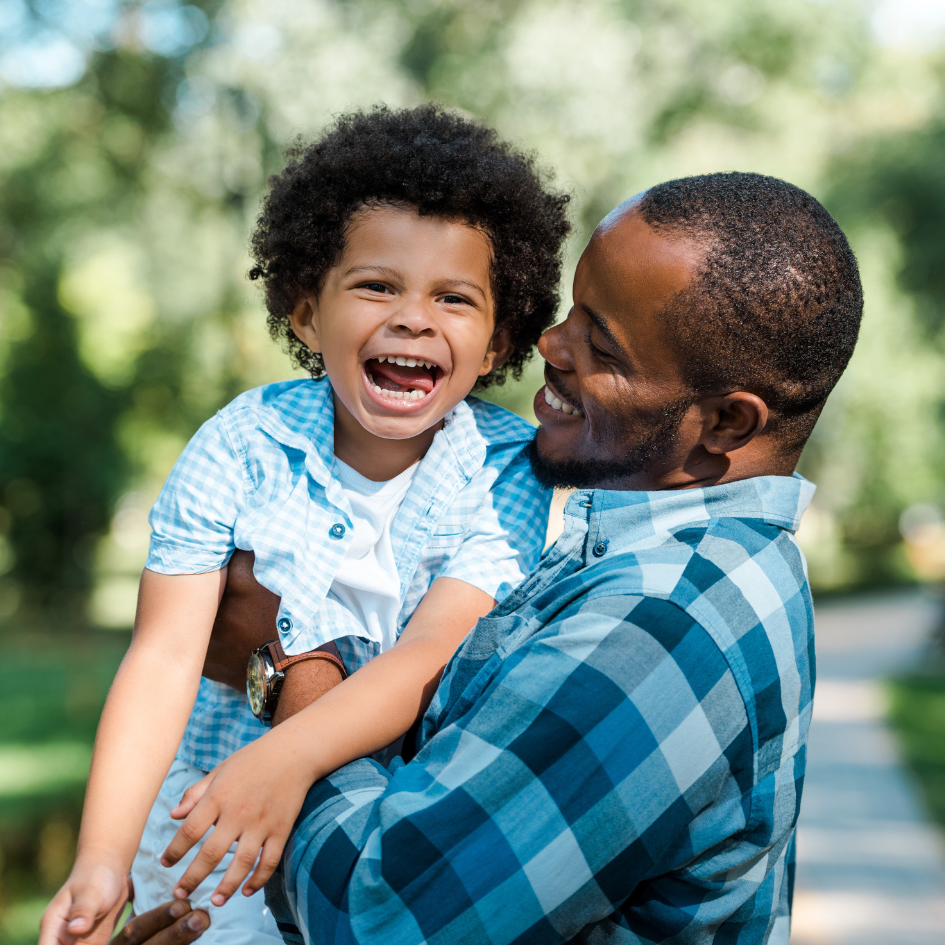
[{"x1": 425, "y1": 511, "x2": 470, "y2": 549}]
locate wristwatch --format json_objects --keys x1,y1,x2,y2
[{"x1": 246, "y1": 638, "x2": 347, "y2": 723}]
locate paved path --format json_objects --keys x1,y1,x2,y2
[{"x1": 792, "y1": 591, "x2": 945, "y2": 944}]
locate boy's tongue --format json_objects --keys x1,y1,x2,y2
[{"x1": 367, "y1": 358, "x2": 436, "y2": 393}]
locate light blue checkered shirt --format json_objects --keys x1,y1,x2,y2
[{"x1": 146, "y1": 378, "x2": 551, "y2": 772}]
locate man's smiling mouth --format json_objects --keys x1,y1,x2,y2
[
  {"x1": 364, "y1": 356, "x2": 441, "y2": 402},
  {"x1": 543, "y1": 381, "x2": 584, "y2": 417}
]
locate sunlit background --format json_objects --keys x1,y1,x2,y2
[{"x1": 2, "y1": 0, "x2": 945, "y2": 941}]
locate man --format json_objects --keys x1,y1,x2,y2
[{"x1": 116, "y1": 172, "x2": 862, "y2": 945}]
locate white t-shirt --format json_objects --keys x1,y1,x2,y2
[{"x1": 326, "y1": 458, "x2": 418, "y2": 651}]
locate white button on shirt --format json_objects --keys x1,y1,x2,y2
[{"x1": 328, "y1": 459, "x2": 418, "y2": 652}]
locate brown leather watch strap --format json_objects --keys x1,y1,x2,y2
[{"x1": 268, "y1": 639, "x2": 348, "y2": 679}]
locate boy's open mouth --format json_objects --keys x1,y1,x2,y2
[{"x1": 364, "y1": 356, "x2": 441, "y2": 402}]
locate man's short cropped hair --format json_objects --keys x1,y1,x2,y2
[
  {"x1": 249, "y1": 104, "x2": 571, "y2": 387},
  {"x1": 637, "y1": 172, "x2": 863, "y2": 451}
]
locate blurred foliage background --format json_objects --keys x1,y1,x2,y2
[{"x1": 2, "y1": 0, "x2": 945, "y2": 939}]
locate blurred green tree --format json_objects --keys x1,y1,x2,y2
[
  {"x1": 829, "y1": 101, "x2": 945, "y2": 340},
  {"x1": 0, "y1": 8, "x2": 224, "y2": 625},
  {"x1": 0, "y1": 54, "x2": 162, "y2": 623},
  {"x1": 797, "y1": 76, "x2": 945, "y2": 586}
]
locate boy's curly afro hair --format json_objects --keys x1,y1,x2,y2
[{"x1": 249, "y1": 104, "x2": 571, "y2": 387}]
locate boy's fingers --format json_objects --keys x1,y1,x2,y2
[
  {"x1": 243, "y1": 836, "x2": 286, "y2": 895},
  {"x1": 169, "y1": 776, "x2": 213, "y2": 820},
  {"x1": 209, "y1": 837, "x2": 263, "y2": 906},
  {"x1": 161, "y1": 805, "x2": 216, "y2": 867},
  {"x1": 172, "y1": 826, "x2": 239, "y2": 898},
  {"x1": 38, "y1": 888, "x2": 75, "y2": 945},
  {"x1": 67, "y1": 886, "x2": 110, "y2": 935}
]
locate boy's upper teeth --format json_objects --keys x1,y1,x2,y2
[{"x1": 377, "y1": 355, "x2": 435, "y2": 369}]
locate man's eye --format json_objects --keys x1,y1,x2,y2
[{"x1": 584, "y1": 332, "x2": 611, "y2": 360}]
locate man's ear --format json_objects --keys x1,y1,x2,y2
[
  {"x1": 701, "y1": 392, "x2": 769, "y2": 454},
  {"x1": 288, "y1": 296, "x2": 322, "y2": 353},
  {"x1": 478, "y1": 328, "x2": 513, "y2": 377}
]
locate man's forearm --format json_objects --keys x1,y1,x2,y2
[
  {"x1": 203, "y1": 548, "x2": 346, "y2": 718},
  {"x1": 272, "y1": 660, "x2": 345, "y2": 725}
]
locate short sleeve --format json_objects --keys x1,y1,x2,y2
[
  {"x1": 146, "y1": 413, "x2": 247, "y2": 575},
  {"x1": 440, "y1": 447, "x2": 551, "y2": 603}
]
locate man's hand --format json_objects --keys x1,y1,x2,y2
[
  {"x1": 111, "y1": 901, "x2": 209, "y2": 945},
  {"x1": 159, "y1": 730, "x2": 315, "y2": 907},
  {"x1": 202, "y1": 550, "x2": 278, "y2": 690}
]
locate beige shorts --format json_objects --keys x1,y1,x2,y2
[{"x1": 131, "y1": 757, "x2": 283, "y2": 945}]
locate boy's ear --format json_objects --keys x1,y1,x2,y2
[
  {"x1": 478, "y1": 328, "x2": 513, "y2": 377},
  {"x1": 288, "y1": 296, "x2": 322, "y2": 353}
]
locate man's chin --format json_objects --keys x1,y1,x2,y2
[
  {"x1": 528, "y1": 393, "x2": 694, "y2": 491},
  {"x1": 526, "y1": 438, "x2": 617, "y2": 490}
]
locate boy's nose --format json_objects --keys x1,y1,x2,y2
[{"x1": 390, "y1": 299, "x2": 438, "y2": 336}]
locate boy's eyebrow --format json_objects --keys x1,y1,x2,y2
[
  {"x1": 441, "y1": 279, "x2": 488, "y2": 302},
  {"x1": 581, "y1": 303, "x2": 623, "y2": 353},
  {"x1": 345, "y1": 265, "x2": 403, "y2": 280},
  {"x1": 345, "y1": 266, "x2": 488, "y2": 302}
]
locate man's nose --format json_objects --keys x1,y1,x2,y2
[
  {"x1": 390, "y1": 298, "x2": 438, "y2": 336},
  {"x1": 538, "y1": 315, "x2": 576, "y2": 372}
]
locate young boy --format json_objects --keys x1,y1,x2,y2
[{"x1": 41, "y1": 105, "x2": 570, "y2": 945}]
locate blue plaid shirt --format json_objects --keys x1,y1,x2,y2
[
  {"x1": 145, "y1": 378, "x2": 550, "y2": 772},
  {"x1": 267, "y1": 473, "x2": 816, "y2": 945}
]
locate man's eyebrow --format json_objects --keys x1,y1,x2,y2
[{"x1": 581, "y1": 303, "x2": 623, "y2": 351}]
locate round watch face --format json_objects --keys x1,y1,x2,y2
[{"x1": 247, "y1": 651, "x2": 269, "y2": 719}]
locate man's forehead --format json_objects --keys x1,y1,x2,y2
[
  {"x1": 584, "y1": 203, "x2": 706, "y2": 288},
  {"x1": 594, "y1": 192, "x2": 647, "y2": 237},
  {"x1": 581, "y1": 212, "x2": 702, "y2": 285},
  {"x1": 573, "y1": 202, "x2": 706, "y2": 365}
]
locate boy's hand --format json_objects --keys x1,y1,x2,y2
[
  {"x1": 39, "y1": 860, "x2": 128, "y2": 945},
  {"x1": 160, "y1": 733, "x2": 315, "y2": 905}
]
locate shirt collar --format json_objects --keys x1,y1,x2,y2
[
  {"x1": 560, "y1": 473, "x2": 815, "y2": 559},
  {"x1": 254, "y1": 377, "x2": 488, "y2": 487}
]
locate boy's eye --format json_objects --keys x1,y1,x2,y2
[
  {"x1": 440, "y1": 294, "x2": 470, "y2": 305},
  {"x1": 359, "y1": 282, "x2": 391, "y2": 293}
]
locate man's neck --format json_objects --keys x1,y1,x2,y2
[{"x1": 332, "y1": 392, "x2": 441, "y2": 482}]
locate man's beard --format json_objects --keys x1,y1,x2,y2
[{"x1": 526, "y1": 395, "x2": 693, "y2": 490}]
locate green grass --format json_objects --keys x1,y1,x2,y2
[
  {"x1": 0, "y1": 632, "x2": 128, "y2": 945},
  {"x1": 0, "y1": 746, "x2": 93, "y2": 800},
  {"x1": 886, "y1": 671, "x2": 945, "y2": 829},
  {"x1": 0, "y1": 898, "x2": 48, "y2": 945}
]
